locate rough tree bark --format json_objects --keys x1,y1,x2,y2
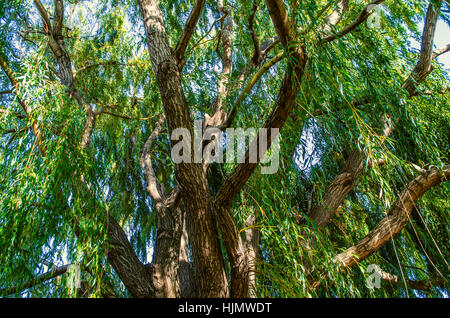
[
  {"x1": 309, "y1": 165, "x2": 450, "y2": 290},
  {"x1": 138, "y1": 0, "x2": 229, "y2": 297}
]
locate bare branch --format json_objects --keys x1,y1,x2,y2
[
  {"x1": 402, "y1": 0, "x2": 442, "y2": 95},
  {"x1": 433, "y1": 44, "x2": 450, "y2": 58},
  {"x1": 0, "y1": 264, "x2": 70, "y2": 297},
  {"x1": 322, "y1": 0, "x2": 350, "y2": 34},
  {"x1": 248, "y1": 2, "x2": 261, "y2": 65},
  {"x1": 52, "y1": 0, "x2": 64, "y2": 37},
  {"x1": 320, "y1": 0, "x2": 386, "y2": 44},
  {"x1": 174, "y1": 0, "x2": 206, "y2": 66},
  {"x1": 140, "y1": 114, "x2": 167, "y2": 204},
  {"x1": 33, "y1": 0, "x2": 52, "y2": 33}
]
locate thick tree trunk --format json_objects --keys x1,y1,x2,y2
[
  {"x1": 178, "y1": 210, "x2": 196, "y2": 297},
  {"x1": 138, "y1": 0, "x2": 228, "y2": 297}
]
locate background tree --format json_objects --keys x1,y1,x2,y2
[{"x1": 0, "y1": 0, "x2": 449, "y2": 298}]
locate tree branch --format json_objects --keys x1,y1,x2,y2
[
  {"x1": 433, "y1": 44, "x2": 450, "y2": 58},
  {"x1": 0, "y1": 52, "x2": 46, "y2": 156},
  {"x1": 52, "y1": 0, "x2": 64, "y2": 37},
  {"x1": 249, "y1": 2, "x2": 261, "y2": 66},
  {"x1": 33, "y1": 0, "x2": 52, "y2": 33},
  {"x1": 320, "y1": 0, "x2": 386, "y2": 44},
  {"x1": 309, "y1": 0, "x2": 444, "y2": 230},
  {"x1": 0, "y1": 264, "x2": 70, "y2": 297},
  {"x1": 174, "y1": 0, "x2": 206, "y2": 66},
  {"x1": 140, "y1": 113, "x2": 167, "y2": 204},
  {"x1": 31, "y1": 1, "x2": 155, "y2": 297},
  {"x1": 376, "y1": 267, "x2": 445, "y2": 291},
  {"x1": 212, "y1": 36, "x2": 281, "y2": 131},
  {"x1": 211, "y1": 1, "x2": 307, "y2": 297},
  {"x1": 0, "y1": 89, "x2": 13, "y2": 95},
  {"x1": 402, "y1": 0, "x2": 442, "y2": 96},
  {"x1": 336, "y1": 165, "x2": 450, "y2": 268},
  {"x1": 309, "y1": 165, "x2": 450, "y2": 290},
  {"x1": 215, "y1": 0, "x2": 307, "y2": 206},
  {"x1": 139, "y1": 0, "x2": 229, "y2": 297},
  {"x1": 322, "y1": 0, "x2": 350, "y2": 34},
  {"x1": 74, "y1": 61, "x2": 123, "y2": 79}
]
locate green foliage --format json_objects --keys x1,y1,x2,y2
[{"x1": 0, "y1": 0, "x2": 448, "y2": 297}]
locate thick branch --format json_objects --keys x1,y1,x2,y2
[
  {"x1": 215, "y1": 0, "x2": 307, "y2": 206},
  {"x1": 309, "y1": 150, "x2": 365, "y2": 228},
  {"x1": 309, "y1": 165, "x2": 450, "y2": 290},
  {"x1": 33, "y1": 0, "x2": 52, "y2": 33},
  {"x1": 211, "y1": 0, "x2": 307, "y2": 297},
  {"x1": 322, "y1": 0, "x2": 350, "y2": 34},
  {"x1": 212, "y1": 37, "x2": 281, "y2": 130},
  {"x1": 244, "y1": 213, "x2": 261, "y2": 298},
  {"x1": 139, "y1": 0, "x2": 228, "y2": 297},
  {"x1": 433, "y1": 44, "x2": 450, "y2": 58},
  {"x1": 249, "y1": 2, "x2": 261, "y2": 65},
  {"x1": 335, "y1": 165, "x2": 450, "y2": 269},
  {"x1": 402, "y1": 0, "x2": 442, "y2": 95},
  {"x1": 0, "y1": 264, "x2": 70, "y2": 297},
  {"x1": 140, "y1": 113, "x2": 167, "y2": 204},
  {"x1": 52, "y1": 0, "x2": 64, "y2": 37},
  {"x1": 214, "y1": 1, "x2": 233, "y2": 114},
  {"x1": 105, "y1": 213, "x2": 154, "y2": 297},
  {"x1": 174, "y1": 0, "x2": 206, "y2": 66}
]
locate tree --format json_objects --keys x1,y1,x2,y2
[{"x1": 0, "y1": 0, "x2": 448, "y2": 298}]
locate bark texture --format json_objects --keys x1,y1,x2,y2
[{"x1": 138, "y1": 0, "x2": 228, "y2": 297}]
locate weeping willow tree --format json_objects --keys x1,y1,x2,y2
[{"x1": 0, "y1": 0, "x2": 449, "y2": 298}]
